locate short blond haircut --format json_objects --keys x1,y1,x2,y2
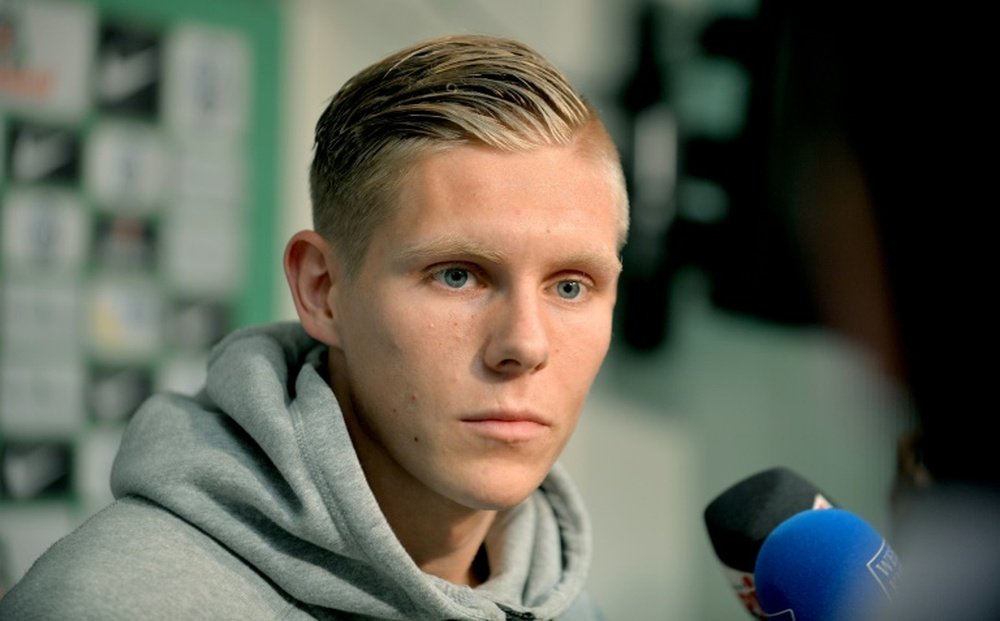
[{"x1": 309, "y1": 34, "x2": 628, "y2": 276}]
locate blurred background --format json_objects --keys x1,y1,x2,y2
[{"x1": 1, "y1": 0, "x2": 991, "y2": 618}]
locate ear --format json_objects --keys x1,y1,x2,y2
[{"x1": 283, "y1": 230, "x2": 344, "y2": 347}]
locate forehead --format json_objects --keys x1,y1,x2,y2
[
  {"x1": 390, "y1": 143, "x2": 621, "y2": 247},
  {"x1": 349, "y1": 142, "x2": 624, "y2": 282},
  {"x1": 416, "y1": 141, "x2": 613, "y2": 205}
]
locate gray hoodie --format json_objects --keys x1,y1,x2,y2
[{"x1": 0, "y1": 323, "x2": 601, "y2": 620}]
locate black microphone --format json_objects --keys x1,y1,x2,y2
[{"x1": 703, "y1": 467, "x2": 836, "y2": 618}]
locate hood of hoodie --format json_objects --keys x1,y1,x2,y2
[{"x1": 111, "y1": 322, "x2": 592, "y2": 620}]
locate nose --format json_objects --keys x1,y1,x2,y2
[{"x1": 483, "y1": 290, "x2": 550, "y2": 375}]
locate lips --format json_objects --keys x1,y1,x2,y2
[{"x1": 459, "y1": 410, "x2": 550, "y2": 442}]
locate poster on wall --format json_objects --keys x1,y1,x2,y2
[
  {"x1": 0, "y1": 0, "x2": 279, "y2": 591},
  {"x1": 0, "y1": 0, "x2": 97, "y2": 122}
]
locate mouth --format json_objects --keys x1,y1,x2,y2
[{"x1": 459, "y1": 410, "x2": 550, "y2": 443}]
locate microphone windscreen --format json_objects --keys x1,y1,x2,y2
[
  {"x1": 704, "y1": 467, "x2": 837, "y2": 618},
  {"x1": 704, "y1": 466, "x2": 835, "y2": 572},
  {"x1": 754, "y1": 508, "x2": 900, "y2": 621}
]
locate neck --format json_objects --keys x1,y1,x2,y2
[
  {"x1": 379, "y1": 485, "x2": 496, "y2": 586},
  {"x1": 327, "y1": 349, "x2": 496, "y2": 586}
]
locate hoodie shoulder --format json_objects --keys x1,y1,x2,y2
[{"x1": 0, "y1": 497, "x2": 299, "y2": 621}]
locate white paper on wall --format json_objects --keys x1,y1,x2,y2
[
  {"x1": 0, "y1": 0, "x2": 97, "y2": 122},
  {"x1": 85, "y1": 121, "x2": 169, "y2": 212},
  {"x1": 162, "y1": 23, "x2": 250, "y2": 139},
  {"x1": 1, "y1": 279, "x2": 82, "y2": 351},
  {"x1": 86, "y1": 276, "x2": 164, "y2": 362},
  {"x1": 0, "y1": 359, "x2": 85, "y2": 435},
  {"x1": 161, "y1": 201, "x2": 245, "y2": 298},
  {"x1": 173, "y1": 140, "x2": 246, "y2": 207},
  {"x1": 1, "y1": 187, "x2": 89, "y2": 271}
]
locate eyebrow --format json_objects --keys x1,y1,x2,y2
[
  {"x1": 394, "y1": 234, "x2": 623, "y2": 276},
  {"x1": 394, "y1": 235, "x2": 507, "y2": 267}
]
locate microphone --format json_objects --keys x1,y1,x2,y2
[
  {"x1": 703, "y1": 467, "x2": 835, "y2": 618},
  {"x1": 754, "y1": 508, "x2": 901, "y2": 621}
]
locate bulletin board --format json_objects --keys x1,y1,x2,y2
[{"x1": 0, "y1": 0, "x2": 281, "y2": 590}]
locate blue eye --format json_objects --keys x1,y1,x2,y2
[
  {"x1": 556, "y1": 280, "x2": 582, "y2": 300},
  {"x1": 436, "y1": 267, "x2": 471, "y2": 288}
]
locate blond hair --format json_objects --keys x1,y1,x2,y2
[{"x1": 309, "y1": 34, "x2": 628, "y2": 276}]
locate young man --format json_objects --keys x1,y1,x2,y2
[{"x1": 0, "y1": 34, "x2": 628, "y2": 620}]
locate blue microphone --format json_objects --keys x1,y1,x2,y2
[{"x1": 754, "y1": 508, "x2": 901, "y2": 621}]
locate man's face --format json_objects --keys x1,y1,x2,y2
[{"x1": 331, "y1": 142, "x2": 622, "y2": 511}]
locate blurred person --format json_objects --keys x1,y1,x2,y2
[
  {"x1": 0, "y1": 34, "x2": 628, "y2": 620},
  {"x1": 778, "y1": 3, "x2": 999, "y2": 618}
]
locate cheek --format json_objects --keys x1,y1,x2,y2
[
  {"x1": 351, "y1": 301, "x2": 476, "y2": 395},
  {"x1": 561, "y1": 309, "x2": 613, "y2": 364},
  {"x1": 339, "y1": 300, "x2": 413, "y2": 402},
  {"x1": 551, "y1": 312, "x2": 613, "y2": 396},
  {"x1": 408, "y1": 308, "x2": 481, "y2": 385}
]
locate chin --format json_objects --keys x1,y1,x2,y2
[{"x1": 450, "y1": 464, "x2": 551, "y2": 511}]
